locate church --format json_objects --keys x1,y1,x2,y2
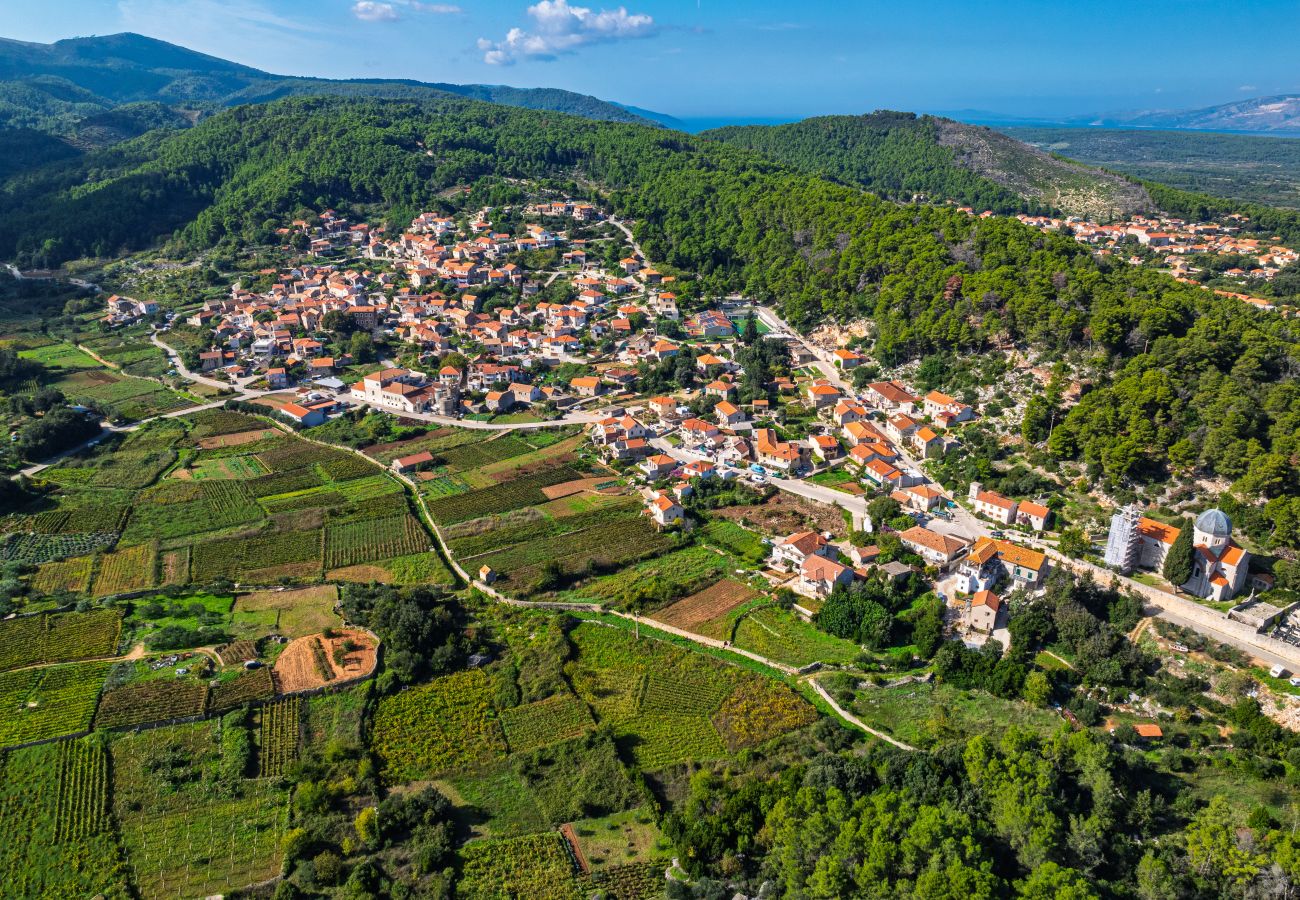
[{"x1": 1105, "y1": 507, "x2": 1251, "y2": 603}]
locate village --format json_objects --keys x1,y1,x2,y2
[
  {"x1": 101, "y1": 195, "x2": 1284, "y2": 657},
  {"x1": 1011, "y1": 209, "x2": 1297, "y2": 312}
]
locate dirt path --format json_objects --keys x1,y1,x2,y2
[{"x1": 806, "y1": 676, "x2": 917, "y2": 752}]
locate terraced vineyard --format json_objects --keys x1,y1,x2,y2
[
  {"x1": 500, "y1": 693, "x2": 596, "y2": 754},
  {"x1": 257, "y1": 697, "x2": 301, "y2": 777},
  {"x1": 0, "y1": 662, "x2": 111, "y2": 748},
  {"x1": 372, "y1": 669, "x2": 507, "y2": 781},
  {"x1": 94, "y1": 679, "x2": 209, "y2": 729},
  {"x1": 324, "y1": 513, "x2": 427, "y2": 568},
  {"x1": 0, "y1": 609, "x2": 122, "y2": 672}
]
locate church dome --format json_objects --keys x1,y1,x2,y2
[{"x1": 1194, "y1": 509, "x2": 1232, "y2": 539}]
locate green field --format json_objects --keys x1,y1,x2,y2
[
  {"x1": 0, "y1": 662, "x2": 110, "y2": 748},
  {"x1": 849, "y1": 681, "x2": 1064, "y2": 748}
]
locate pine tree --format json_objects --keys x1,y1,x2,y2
[{"x1": 1162, "y1": 519, "x2": 1195, "y2": 588}]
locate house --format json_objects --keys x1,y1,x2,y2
[
  {"x1": 800, "y1": 554, "x2": 855, "y2": 597},
  {"x1": 265, "y1": 367, "x2": 288, "y2": 389},
  {"x1": 705, "y1": 380, "x2": 735, "y2": 399},
  {"x1": 648, "y1": 396, "x2": 683, "y2": 423},
  {"x1": 834, "y1": 400, "x2": 869, "y2": 427},
  {"x1": 899, "y1": 526, "x2": 969, "y2": 567},
  {"x1": 910, "y1": 426, "x2": 944, "y2": 459},
  {"x1": 714, "y1": 401, "x2": 746, "y2": 427},
  {"x1": 570, "y1": 376, "x2": 603, "y2": 398},
  {"x1": 277, "y1": 402, "x2": 326, "y2": 428},
  {"x1": 479, "y1": 565, "x2": 497, "y2": 585},
  {"x1": 392, "y1": 450, "x2": 435, "y2": 473},
  {"x1": 681, "y1": 418, "x2": 721, "y2": 442},
  {"x1": 805, "y1": 382, "x2": 841, "y2": 409},
  {"x1": 647, "y1": 493, "x2": 685, "y2": 527},
  {"x1": 994, "y1": 540, "x2": 1049, "y2": 589},
  {"x1": 901, "y1": 483, "x2": 945, "y2": 512},
  {"x1": 969, "y1": 483, "x2": 1018, "y2": 525},
  {"x1": 865, "y1": 381, "x2": 918, "y2": 414},
  {"x1": 199, "y1": 350, "x2": 224, "y2": 372},
  {"x1": 684, "y1": 460, "x2": 716, "y2": 480},
  {"x1": 686, "y1": 310, "x2": 735, "y2": 338},
  {"x1": 770, "y1": 530, "x2": 834, "y2": 572},
  {"x1": 923, "y1": 390, "x2": 974, "y2": 425},
  {"x1": 1016, "y1": 501, "x2": 1051, "y2": 532},
  {"x1": 808, "y1": 434, "x2": 841, "y2": 461},
  {"x1": 832, "y1": 348, "x2": 866, "y2": 369},
  {"x1": 753, "y1": 428, "x2": 808, "y2": 473},
  {"x1": 641, "y1": 454, "x2": 678, "y2": 480},
  {"x1": 967, "y1": 590, "x2": 1001, "y2": 633}
]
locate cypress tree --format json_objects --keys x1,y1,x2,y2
[{"x1": 1162, "y1": 519, "x2": 1195, "y2": 588}]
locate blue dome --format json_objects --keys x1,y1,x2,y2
[{"x1": 1194, "y1": 509, "x2": 1231, "y2": 539}]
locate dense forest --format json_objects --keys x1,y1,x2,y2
[{"x1": 1, "y1": 95, "x2": 1298, "y2": 543}]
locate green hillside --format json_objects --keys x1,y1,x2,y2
[
  {"x1": 704, "y1": 111, "x2": 1154, "y2": 219},
  {"x1": 0, "y1": 32, "x2": 661, "y2": 138}
]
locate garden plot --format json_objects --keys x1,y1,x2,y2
[
  {"x1": 234, "y1": 585, "x2": 340, "y2": 638},
  {"x1": 271, "y1": 628, "x2": 377, "y2": 692},
  {"x1": 657, "y1": 579, "x2": 759, "y2": 631}
]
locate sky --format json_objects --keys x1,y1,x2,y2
[{"x1": 6, "y1": 0, "x2": 1300, "y2": 122}]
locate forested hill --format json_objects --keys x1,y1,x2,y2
[
  {"x1": 703, "y1": 111, "x2": 1154, "y2": 220},
  {"x1": 3, "y1": 95, "x2": 1298, "y2": 533},
  {"x1": 0, "y1": 32, "x2": 660, "y2": 138}
]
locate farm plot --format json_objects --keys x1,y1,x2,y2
[
  {"x1": 425, "y1": 464, "x2": 582, "y2": 524},
  {"x1": 93, "y1": 542, "x2": 157, "y2": 597},
  {"x1": 234, "y1": 585, "x2": 340, "y2": 638},
  {"x1": 0, "y1": 737, "x2": 130, "y2": 899},
  {"x1": 372, "y1": 669, "x2": 507, "y2": 782},
  {"x1": 456, "y1": 832, "x2": 581, "y2": 900},
  {"x1": 324, "y1": 514, "x2": 427, "y2": 568},
  {"x1": 500, "y1": 693, "x2": 595, "y2": 754},
  {"x1": 560, "y1": 544, "x2": 733, "y2": 609},
  {"x1": 216, "y1": 640, "x2": 258, "y2": 665},
  {"x1": 85, "y1": 449, "x2": 177, "y2": 490},
  {"x1": 189, "y1": 455, "x2": 268, "y2": 480},
  {"x1": 271, "y1": 629, "x2": 376, "y2": 692},
  {"x1": 18, "y1": 341, "x2": 99, "y2": 369},
  {"x1": 31, "y1": 553, "x2": 94, "y2": 593},
  {"x1": 246, "y1": 468, "x2": 323, "y2": 498},
  {"x1": 657, "y1": 579, "x2": 759, "y2": 630},
  {"x1": 564, "y1": 623, "x2": 811, "y2": 771},
  {"x1": 94, "y1": 679, "x2": 209, "y2": 729},
  {"x1": 0, "y1": 530, "x2": 117, "y2": 564},
  {"x1": 327, "y1": 550, "x2": 456, "y2": 587},
  {"x1": 191, "y1": 528, "x2": 322, "y2": 583},
  {"x1": 209, "y1": 667, "x2": 275, "y2": 710},
  {"x1": 255, "y1": 440, "x2": 335, "y2": 473},
  {"x1": 257, "y1": 697, "x2": 301, "y2": 777},
  {"x1": 112, "y1": 723, "x2": 287, "y2": 900},
  {"x1": 711, "y1": 679, "x2": 819, "y2": 751},
  {"x1": 0, "y1": 608, "x2": 123, "y2": 672},
  {"x1": 189, "y1": 410, "x2": 270, "y2": 439},
  {"x1": 0, "y1": 662, "x2": 110, "y2": 748},
  {"x1": 25, "y1": 501, "x2": 130, "y2": 534},
  {"x1": 436, "y1": 434, "x2": 533, "y2": 472},
  {"x1": 122, "y1": 493, "x2": 264, "y2": 543},
  {"x1": 730, "y1": 605, "x2": 861, "y2": 668},
  {"x1": 317, "y1": 451, "x2": 377, "y2": 482},
  {"x1": 200, "y1": 480, "x2": 259, "y2": 516}
]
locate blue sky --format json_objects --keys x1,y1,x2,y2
[{"x1": 7, "y1": 0, "x2": 1300, "y2": 120}]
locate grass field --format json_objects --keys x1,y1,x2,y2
[
  {"x1": 850, "y1": 681, "x2": 1063, "y2": 748},
  {"x1": 729, "y1": 605, "x2": 862, "y2": 668},
  {"x1": 233, "y1": 585, "x2": 341, "y2": 638},
  {"x1": 18, "y1": 341, "x2": 100, "y2": 369}
]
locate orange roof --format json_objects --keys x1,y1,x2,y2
[
  {"x1": 901, "y1": 526, "x2": 967, "y2": 557},
  {"x1": 1138, "y1": 517, "x2": 1180, "y2": 546},
  {"x1": 971, "y1": 590, "x2": 1001, "y2": 610},
  {"x1": 994, "y1": 540, "x2": 1047, "y2": 572},
  {"x1": 1134, "y1": 723, "x2": 1163, "y2": 738},
  {"x1": 1019, "y1": 500, "x2": 1050, "y2": 518}
]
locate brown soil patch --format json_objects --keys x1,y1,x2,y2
[
  {"x1": 658, "y1": 579, "x2": 759, "y2": 630},
  {"x1": 239, "y1": 584, "x2": 339, "y2": 611},
  {"x1": 327, "y1": 564, "x2": 394, "y2": 584},
  {"x1": 560, "y1": 824, "x2": 591, "y2": 875},
  {"x1": 541, "y1": 477, "x2": 618, "y2": 500},
  {"x1": 161, "y1": 548, "x2": 190, "y2": 584},
  {"x1": 80, "y1": 370, "x2": 115, "y2": 386},
  {"x1": 196, "y1": 428, "x2": 277, "y2": 450},
  {"x1": 713, "y1": 492, "x2": 847, "y2": 538},
  {"x1": 170, "y1": 468, "x2": 194, "y2": 480},
  {"x1": 273, "y1": 628, "x2": 377, "y2": 693}
]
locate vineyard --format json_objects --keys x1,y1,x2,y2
[
  {"x1": 209, "y1": 667, "x2": 275, "y2": 710},
  {"x1": 30, "y1": 554, "x2": 94, "y2": 593},
  {"x1": 425, "y1": 464, "x2": 583, "y2": 524},
  {"x1": 0, "y1": 662, "x2": 110, "y2": 748},
  {"x1": 53, "y1": 736, "x2": 111, "y2": 841},
  {"x1": 112, "y1": 723, "x2": 288, "y2": 900},
  {"x1": 92, "y1": 541, "x2": 157, "y2": 597},
  {"x1": 324, "y1": 513, "x2": 427, "y2": 568},
  {"x1": 457, "y1": 832, "x2": 581, "y2": 900},
  {"x1": 257, "y1": 697, "x2": 301, "y2": 777},
  {"x1": 0, "y1": 608, "x2": 122, "y2": 672},
  {"x1": 500, "y1": 693, "x2": 596, "y2": 754},
  {"x1": 0, "y1": 530, "x2": 117, "y2": 564},
  {"x1": 94, "y1": 679, "x2": 209, "y2": 729},
  {"x1": 191, "y1": 528, "x2": 323, "y2": 583},
  {"x1": 0, "y1": 738, "x2": 130, "y2": 898},
  {"x1": 372, "y1": 669, "x2": 507, "y2": 781},
  {"x1": 657, "y1": 579, "x2": 759, "y2": 630}
]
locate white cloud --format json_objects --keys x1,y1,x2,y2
[
  {"x1": 352, "y1": 1, "x2": 400, "y2": 21},
  {"x1": 351, "y1": 0, "x2": 461, "y2": 22},
  {"x1": 479, "y1": 0, "x2": 656, "y2": 65},
  {"x1": 1239, "y1": 84, "x2": 1258, "y2": 92}
]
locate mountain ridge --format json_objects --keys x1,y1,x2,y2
[{"x1": 0, "y1": 31, "x2": 667, "y2": 136}]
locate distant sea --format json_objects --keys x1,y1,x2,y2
[{"x1": 673, "y1": 115, "x2": 802, "y2": 133}]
